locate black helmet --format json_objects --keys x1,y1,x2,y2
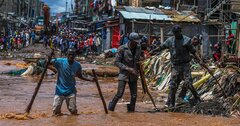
[{"x1": 129, "y1": 32, "x2": 141, "y2": 43}]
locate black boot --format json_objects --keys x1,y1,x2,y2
[
  {"x1": 166, "y1": 88, "x2": 177, "y2": 108},
  {"x1": 127, "y1": 104, "x2": 135, "y2": 112},
  {"x1": 178, "y1": 85, "x2": 188, "y2": 99},
  {"x1": 165, "y1": 99, "x2": 170, "y2": 108},
  {"x1": 188, "y1": 85, "x2": 201, "y2": 105},
  {"x1": 108, "y1": 101, "x2": 116, "y2": 111},
  {"x1": 108, "y1": 96, "x2": 119, "y2": 111}
]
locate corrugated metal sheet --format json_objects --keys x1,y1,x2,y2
[
  {"x1": 118, "y1": 6, "x2": 200, "y2": 23},
  {"x1": 171, "y1": 15, "x2": 200, "y2": 22},
  {"x1": 119, "y1": 11, "x2": 172, "y2": 21},
  {"x1": 124, "y1": 6, "x2": 164, "y2": 15}
]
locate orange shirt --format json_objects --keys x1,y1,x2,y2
[{"x1": 89, "y1": 37, "x2": 93, "y2": 46}]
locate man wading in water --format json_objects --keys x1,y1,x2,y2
[{"x1": 51, "y1": 48, "x2": 95, "y2": 116}]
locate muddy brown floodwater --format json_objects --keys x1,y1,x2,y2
[{"x1": 0, "y1": 60, "x2": 240, "y2": 126}]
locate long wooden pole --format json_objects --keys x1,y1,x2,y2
[
  {"x1": 25, "y1": 49, "x2": 54, "y2": 114},
  {"x1": 138, "y1": 62, "x2": 157, "y2": 108},
  {"x1": 198, "y1": 62, "x2": 227, "y2": 98},
  {"x1": 92, "y1": 69, "x2": 108, "y2": 114},
  {"x1": 194, "y1": 54, "x2": 227, "y2": 98}
]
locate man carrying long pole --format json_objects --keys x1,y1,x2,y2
[
  {"x1": 108, "y1": 32, "x2": 142, "y2": 112},
  {"x1": 150, "y1": 25, "x2": 201, "y2": 108}
]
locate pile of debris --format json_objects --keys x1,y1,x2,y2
[
  {"x1": 0, "y1": 113, "x2": 48, "y2": 120},
  {"x1": 143, "y1": 51, "x2": 240, "y2": 117}
]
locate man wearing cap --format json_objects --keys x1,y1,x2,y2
[
  {"x1": 108, "y1": 32, "x2": 142, "y2": 112},
  {"x1": 150, "y1": 25, "x2": 201, "y2": 108},
  {"x1": 51, "y1": 48, "x2": 95, "y2": 116}
]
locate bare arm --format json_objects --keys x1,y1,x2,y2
[
  {"x1": 76, "y1": 69, "x2": 95, "y2": 82},
  {"x1": 47, "y1": 65, "x2": 57, "y2": 74}
]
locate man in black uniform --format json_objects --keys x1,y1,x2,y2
[
  {"x1": 108, "y1": 32, "x2": 142, "y2": 112},
  {"x1": 151, "y1": 25, "x2": 201, "y2": 107}
]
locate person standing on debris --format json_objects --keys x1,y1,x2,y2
[
  {"x1": 226, "y1": 30, "x2": 235, "y2": 54},
  {"x1": 51, "y1": 48, "x2": 95, "y2": 116},
  {"x1": 108, "y1": 32, "x2": 142, "y2": 112},
  {"x1": 212, "y1": 42, "x2": 221, "y2": 62},
  {"x1": 150, "y1": 25, "x2": 201, "y2": 108}
]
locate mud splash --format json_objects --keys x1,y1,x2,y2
[{"x1": 0, "y1": 113, "x2": 48, "y2": 120}]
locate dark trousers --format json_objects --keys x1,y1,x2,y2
[
  {"x1": 166, "y1": 64, "x2": 200, "y2": 107},
  {"x1": 108, "y1": 78, "x2": 137, "y2": 111}
]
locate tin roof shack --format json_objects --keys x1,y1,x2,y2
[{"x1": 116, "y1": 6, "x2": 200, "y2": 44}]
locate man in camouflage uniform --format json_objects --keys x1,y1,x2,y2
[
  {"x1": 151, "y1": 25, "x2": 201, "y2": 107},
  {"x1": 108, "y1": 32, "x2": 142, "y2": 112}
]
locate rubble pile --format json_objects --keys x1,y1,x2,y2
[
  {"x1": 144, "y1": 51, "x2": 240, "y2": 117},
  {"x1": 169, "y1": 100, "x2": 228, "y2": 116}
]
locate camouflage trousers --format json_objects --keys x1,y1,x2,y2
[
  {"x1": 166, "y1": 63, "x2": 200, "y2": 106},
  {"x1": 169, "y1": 64, "x2": 193, "y2": 89}
]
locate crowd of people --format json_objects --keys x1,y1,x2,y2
[
  {"x1": 0, "y1": 28, "x2": 36, "y2": 52},
  {"x1": 42, "y1": 26, "x2": 103, "y2": 57}
]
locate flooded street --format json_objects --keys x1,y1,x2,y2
[{"x1": 0, "y1": 60, "x2": 240, "y2": 126}]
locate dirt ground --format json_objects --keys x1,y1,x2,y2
[{"x1": 0, "y1": 60, "x2": 240, "y2": 126}]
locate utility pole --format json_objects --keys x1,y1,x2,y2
[
  {"x1": 30, "y1": 0, "x2": 33, "y2": 18},
  {"x1": 86, "y1": 0, "x2": 89, "y2": 16},
  {"x1": 71, "y1": 0, "x2": 73, "y2": 14},
  {"x1": 34, "y1": 0, "x2": 39, "y2": 18},
  {"x1": 27, "y1": 0, "x2": 30, "y2": 19},
  {"x1": 66, "y1": 0, "x2": 68, "y2": 13},
  {"x1": 18, "y1": 0, "x2": 21, "y2": 17}
]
